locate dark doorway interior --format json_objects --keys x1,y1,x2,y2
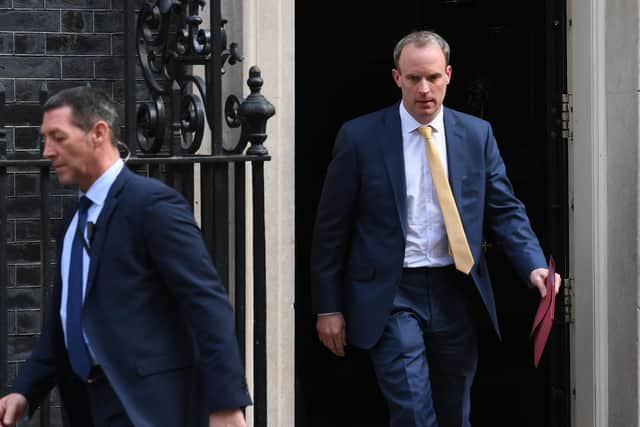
[{"x1": 295, "y1": 1, "x2": 569, "y2": 426}]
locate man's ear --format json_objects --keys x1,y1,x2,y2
[
  {"x1": 91, "y1": 120, "x2": 110, "y2": 146},
  {"x1": 392, "y1": 68, "x2": 401, "y2": 87}
]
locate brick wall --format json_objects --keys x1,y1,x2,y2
[{"x1": 0, "y1": 2, "x2": 142, "y2": 425}]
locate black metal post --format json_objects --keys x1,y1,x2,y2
[
  {"x1": 170, "y1": 81, "x2": 183, "y2": 156},
  {"x1": 199, "y1": 164, "x2": 229, "y2": 299},
  {"x1": 209, "y1": 0, "x2": 223, "y2": 155},
  {"x1": 199, "y1": 164, "x2": 212, "y2": 245},
  {"x1": 0, "y1": 83, "x2": 8, "y2": 396},
  {"x1": 166, "y1": 164, "x2": 194, "y2": 209},
  {"x1": 252, "y1": 161, "x2": 267, "y2": 427},
  {"x1": 211, "y1": 0, "x2": 231, "y2": 294},
  {"x1": 235, "y1": 64, "x2": 273, "y2": 427},
  {"x1": 148, "y1": 163, "x2": 161, "y2": 181},
  {"x1": 124, "y1": 0, "x2": 138, "y2": 155},
  {"x1": 213, "y1": 163, "x2": 230, "y2": 290},
  {"x1": 234, "y1": 162, "x2": 246, "y2": 364}
]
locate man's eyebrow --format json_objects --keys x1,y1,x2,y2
[{"x1": 40, "y1": 128, "x2": 65, "y2": 136}]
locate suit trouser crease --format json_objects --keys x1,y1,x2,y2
[{"x1": 369, "y1": 267, "x2": 478, "y2": 427}]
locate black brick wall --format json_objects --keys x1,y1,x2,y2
[{"x1": 0, "y1": 2, "x2": 135, "y2": 425}]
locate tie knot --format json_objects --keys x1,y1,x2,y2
[
  {"x1": 417, "y1": 125, "x2": 433, "y2": 141},
  {"x1": 78, "y1": 196, "x2": 92, "y2": 213}
]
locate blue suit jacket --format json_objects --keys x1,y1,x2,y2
[
  {"x1": 13, "y1": 167, "x2": 251, "y2": 426},
  {"x1": 311, "y1": 103, "x2": 546, "y2": 349}
]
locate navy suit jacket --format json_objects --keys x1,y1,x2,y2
[
  {"x1": 311, "y1": 103, "x2": 546, "y2": 349},
  {"x1": 12, "y1": 167, "x2": 251, "y2": 426}
]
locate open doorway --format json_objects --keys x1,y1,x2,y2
[{"x1": 295, "y1": 1, "x2": 570, "y2": 425}]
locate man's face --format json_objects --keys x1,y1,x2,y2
[
  {"x1": 41, "y1": 106, "x2": 95, "y2": 190},
  {"x1": 392, "y1": 42, "x2": 452, "y2": 124}
]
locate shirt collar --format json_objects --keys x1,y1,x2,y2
[
  {"x1": 82, "y1": 159, "x2": 124, "y2": 207},
  {"x1": 399, "y1": 102, "x2": 445, "y2": 137}
]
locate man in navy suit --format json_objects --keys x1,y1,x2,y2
[
  {"x1": 0, "y1": 87, "x2": 250, "y2": 426},
  {"x1": 311, "y1": 31, "x2": 561, "y2": 427}
]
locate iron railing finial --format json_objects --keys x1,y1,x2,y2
[{"x1": 239, "y1": 66, "x2": 275, "y2": 156}]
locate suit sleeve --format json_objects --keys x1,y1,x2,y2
[
  {"x1": 143, "y1": 188, "x2": 251, "y2": 413},
  {"x1": 310, "y1": 125, "x2": 360, "y2": 314},
  {"x1": 10, "y1": 287, "x2": 60, "y2": 416},
  {"x1": 482, "y1": 124, "x2": 547, "y2": 282}
]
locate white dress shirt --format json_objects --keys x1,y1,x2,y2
[
  {"x1": 399, "y1": 102, "x2": 454, "y2": 267},
  {"x1": 60, "y1": 159, "x2": 124, "y2": 348}
]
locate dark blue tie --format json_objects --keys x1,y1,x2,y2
[{"x1": 67, "y1": 196, "x2": 93, "y2": 379}]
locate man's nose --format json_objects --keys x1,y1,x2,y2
[
  {"x1": 42, "y1": 139, "x2": 54, "y2": 158},
  {"x1": 417, "y1": 79, "x2": 431, "y2": 94}
]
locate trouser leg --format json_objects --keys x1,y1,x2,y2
[
  {"x1": 369, "y1": 267, "x2": 478, "y2": 427},
  {"x1": 370, "y1": 310, "x2": 438, "y2": 427},
  {"x1": 426, "y1": 270, "x2": 477, "y2": 427}
]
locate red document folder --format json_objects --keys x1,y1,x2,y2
[{"x1": 530, "y1": 256, "x2": 556, "y2": 368}]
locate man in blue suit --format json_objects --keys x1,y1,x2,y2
[
  {"x1": 0, "y1": 87, "x2": 250, "y2": 426},
  {"x1": 311, "y1": 31, "x2": 561, "y2": 427}
]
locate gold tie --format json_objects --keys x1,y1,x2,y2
[{"x1": 418, "y1": 125, "x2": 474, "y2": 274}]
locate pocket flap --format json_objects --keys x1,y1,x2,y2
[{"x1": 136, "y1": 353, "x2": 192, "y2": 377}]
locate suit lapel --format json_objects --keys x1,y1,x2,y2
[
  {"x1": 379, "y1": 106, "x2": 465, "y2": 235},
  {"x1": 443, "y1": 107, "x2": 466, "y2": 204},
  {"x1": 85, "y1": 167, "x2": 131, "y2": 297},
  {"x1": 380, "y1": 104, "x2": 408, "y2": 236}
]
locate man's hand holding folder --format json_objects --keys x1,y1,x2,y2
[{"x1": 530, "y1": 256, "x2": 562, "y2": 368}]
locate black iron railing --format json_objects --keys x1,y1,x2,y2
[{"x1": 0, "y1": 1, "x2": 273, "y2": 426}]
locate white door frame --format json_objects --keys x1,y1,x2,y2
[{"x1": 567, "y1": 0, "x2": 609, "y2": 425}]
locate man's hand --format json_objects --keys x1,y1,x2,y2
[
  {"x1": 317, "y1": 313, "x2": 346, "y2": 357},
  {"x1": 0, "y1": 393, "x2": 27, "y2": 427},
  {"x1": 209, "y1": 408, "x2": 246, "y2": 427},
  {"x1": 529, "y1": 268, "x2": 562, "y2": 298}
]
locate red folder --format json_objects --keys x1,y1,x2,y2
[{"x1": 530, "y1": 256, "x2": 556, "y2": 368}]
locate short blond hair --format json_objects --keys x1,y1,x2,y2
[{"x1": 393, "y1": 31, "x2": 450, "y2": 69}]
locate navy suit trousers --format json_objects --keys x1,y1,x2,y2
[{"x1": 369, "y1": 266, "x2": 478, "y2": 427}]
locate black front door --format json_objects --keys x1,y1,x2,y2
[{"x1": 295, "y1": 1, "x2": 569, "y2": 426}]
